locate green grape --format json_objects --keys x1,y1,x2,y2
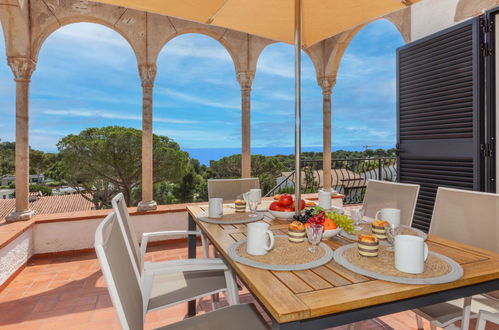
[{"x1": 325, "y1": 211, "x2": 357, "y2": 235}]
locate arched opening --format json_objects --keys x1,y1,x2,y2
[
  {"x1": 253, "y1": 43, "x2": 321, "y2": 153},
  {"x1": 31, "y1": 22, "x2": 140, "y2": 151},
  {"x1": 155, "y1": 33, "x2": 239, "y2": 164},
  {"x1": 333, "y1": 19, "x2": 405, "y2": 152},
  {"x1": 0, "y1": 22, "x2": 16, "y2": 145}
]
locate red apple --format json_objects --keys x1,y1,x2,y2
[
  {"x1": 269, "y1": 201, "x2": 283, "y2": 211},
  {"x1": 278, "y1": 194, "x2": 293, "y2": 207},
  {"x1": 293, "y1": 199, "x2": 306, "y2": 210}
]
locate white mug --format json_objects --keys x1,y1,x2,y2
[
  {"x1": 243, "y1": 188, "x2": 261, "y2": 203},
  {"x1": 394, "y1": 235, "x2": 429, "y2": 274},
  {"x1": 208, "y1": 198, "x2": 223, "y2": 218},
  {"x1": 246, "y1": 222, "x2": 275, "y2": 256},
  {"x1": 375, "y1": 208, "x2": 401, "y2": 227},
  {"x1": 318, "y1": 190, "x2": 332, "y2": 210}
]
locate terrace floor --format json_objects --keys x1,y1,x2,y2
[{"x1": 0, "y1": 240, "x2": 495, "y2": 330}]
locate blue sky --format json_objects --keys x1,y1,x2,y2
[{"x1": 0, "y1": 19, "x2": 403, "y2": 153}]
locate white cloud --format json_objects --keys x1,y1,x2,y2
[
  {"x1": 158, "y1": 88, "x2": 240, "y2": 110},
  {"x1": 42, "y1": 109, "x2": 198, "y2": 124}
]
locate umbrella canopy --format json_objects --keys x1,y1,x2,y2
[{"x1": 91, "y1": 0, "x2": 414, "y2": 47}]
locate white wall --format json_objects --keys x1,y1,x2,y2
[
  {"x1": 33, "y1": 211, "x2": 189, "y2": 254},
  {"x1": 0, "y1": 229, "x2": 33, "y2": 286},
  {"x1": 411, "y1": 0, "x2": 460, "y2": 41}
]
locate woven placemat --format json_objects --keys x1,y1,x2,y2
[
  {"x1": 340, "y1": 223, "x2": 427, "y2": 245},
  {"x1": 197, "y1": 210, "x2": 263, "y2": 224},
  {"x1": 228, "y1": 236, "x2": 334, "y2": 271},
  {"x1": 334, "y1": 244, "x2": 463, "y2": 284}
]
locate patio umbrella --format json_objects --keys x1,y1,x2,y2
[{"x1": 92, "y1": 0, "x2": 418, "y2": 212}]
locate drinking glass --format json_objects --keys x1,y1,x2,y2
[
  {"x1": 306, "y1": 224, "x2": 324, "y2": 253},
  {"x1": 384, "y1": 223, "x2": 400, "y2": 251},
  {"x1": 350, "y1": 208, "x2": 365, "y2": 230},
  {"x1": 248, "y1": 200, "x2": 259, "y2": 217}
]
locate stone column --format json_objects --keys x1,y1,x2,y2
[
  {"x1": 6, "y1": 57, "x2": 36, "y2": 222},
  {"x1": 237, "y1": 72, "x2": 255, "y2": 178},
  {"x1": 137, "y1": 64, "x2": 157, "y2": 212},
  {"x1": 318, "y1": 76, "x2": 336, "y2": 192}
]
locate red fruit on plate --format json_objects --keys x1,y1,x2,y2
[
  {"x1": 278, "y1": 193, "x2": 293, "y2": 206},
  {"x1": 269, "y1": 202, "x2": 282, "y2": 211}
]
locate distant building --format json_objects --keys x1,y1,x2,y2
[
  {"x1": 52, "y1": 186, "x2": 84, "y2": 196},
  {"x1": 0, "y1": 189, "x2": 14, "y2": 200},
  {"x1": 0, "y1": 194, "x2": 95, "y2": 221},
  {"x1": 1, "y1": 174, "x2": 45, "y2": 186}
]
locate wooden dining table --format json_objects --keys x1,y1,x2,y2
[{"x1": 186, "y1": 204, "x2": 499, "y2": 329}]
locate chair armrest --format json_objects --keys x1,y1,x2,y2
[
  {"x1": 145, "y1": 261, "x2": 229, "y2": 276},
  {"x1": 143, "y1": 258, "x2": 225, "y2": 271},
  {"x1": 140, "y1": 230, "x2": 208, "y2": 260}
]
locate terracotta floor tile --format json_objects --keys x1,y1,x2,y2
[
  {"x1": 0, "y1": 241, "x2": 449, "y2": 330},
  {"x1": 91, "y1": 307, "x2": 116, "y2": 322}
]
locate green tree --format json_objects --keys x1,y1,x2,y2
[{"x1": 57, "y1": 126, "x2": 190, "y2": 209}]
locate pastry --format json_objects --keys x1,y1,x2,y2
[
  {"x1": 288, "y1": 221, "x2": 306, "y2": 243},
  {"x1": 234, "y1": 199, "x2": 246, "y2": 212},
  {"x1": 372, "y1": 220, "x2": 389, "y2": 240},
  {"x1": 357, "y1": 234, "x2": 379, "y2": 257},
  {"x1": 305, "y1": 201, "x2": 317, "y2": 209}
]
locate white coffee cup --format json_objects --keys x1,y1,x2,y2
[
  {"x1": 318, "y1": 190, "x2": 332, "y2": 210},
  {"x1": 243, "y1": 188, "x2": 261, "y2": 203},
  {"x1": 375, "y1": 208, "x2": 401, "y2": 227},
  {"x1": 394, "y1": 235, "x2": 429, "y2": 274},
  {"x1": 208, "y1": 198, "x2": 223, "y2": 218},
  {"x1": 246, "y1": 223, "x2": 275, "y2": 256}
]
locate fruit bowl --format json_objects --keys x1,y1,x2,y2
[
  {"x1": 322, "y1": 228, "x2": 343, "y2": 239},
  {"x1": 268, "y1": 209, "x2": 296, "y2": 221}
]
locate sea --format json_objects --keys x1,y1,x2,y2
[{"x1": 184, "y1": 145, "x2": 394, "y2": 165}]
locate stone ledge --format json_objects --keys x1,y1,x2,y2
[{"x1": 0, "y1": 193, "x2": 345, "y2": 250}]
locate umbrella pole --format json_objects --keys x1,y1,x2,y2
[{"x1": 294, "y1": 0, "x2": 302, "y2": 215}]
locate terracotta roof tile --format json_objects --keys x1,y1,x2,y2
[{"x1": 0, "y1": 194, "x2": 94, "y2": 221}]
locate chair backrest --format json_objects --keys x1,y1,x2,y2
[
  {"x1": 111, "y1": 193, "x2": 143, "y2": 273},
  {"x1": 95, "y1": 212, "x2": 144, "y2": 330},
  {"x1": 429, "y1": 187, "x2": 499, "y2": 253},
  {"x1": 362, "y1": 180, "x2": 420, "y2": 227},
  {"x1": 208, "y1": 178, "x2": 260, "y2": 201}
]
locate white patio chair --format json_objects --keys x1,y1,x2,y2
[
  {"x1": 207, "y1": 178, "x2": 260, "y2": 201},
  {"x1": 477, "y1": 310, "x2": 499, "y2": 330},
  {"x1": 111, "y1": 193, "x2": 239, "y2": 312},
  {"x1": 95, "y1": 212, "x2": 268, "y2": 330},
  {"x1": 361, "y1": 180, "x2": 420, "y2": 226},
  {"x1": 414, "y1": 187, "x2": 499, "y2": 330}
]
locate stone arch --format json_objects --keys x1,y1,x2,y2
[
  {"x1": 31, "y1": 17, "x2": 143, "y2": 65},
  {"x1": 455, "y1": 0, "x2": 498, "y2": 22},
  {"x1": 156, "y1": 28, "x2": 242, "y2": 74},
  {"x1": 255, "y1": 40, "x2": 319, "y2": 79},
  {"x1": 323, "y1": 16, "x2": 408, "y2": 79}
]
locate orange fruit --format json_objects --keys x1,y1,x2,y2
[{"x1": 323, "y1": 218, "x2": 337, "y2": 230}]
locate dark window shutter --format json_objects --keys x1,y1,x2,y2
[{"x1": 397, "y1": 18, "x2": 484, "y2": 232}]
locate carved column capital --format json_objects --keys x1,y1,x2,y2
[
  {"x1": 317, "y1": 75, "x2": 337, "y2": 96},
  {"x1": 138, "y1": 64, "x2": 157, "y2": 88},
  {"x1": 237, "y1": 71, "x2": 255, "y2": 92},
  {"x1": 7, "y1": 57, "x2": 37, "y2": 82}
]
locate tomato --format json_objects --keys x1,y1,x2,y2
[
  {"x1": 283, "y1": 207, "x2": 295, "y2": 212},
  {"x1": 278, "y1": 193, "x2": 293, "y2": 206},
  {"x1": 293, "y1": 199, "x2": 306, "y2": 210},
  {"x1": 269, "y1": 201, "x2": 283, "y2": 211}
]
